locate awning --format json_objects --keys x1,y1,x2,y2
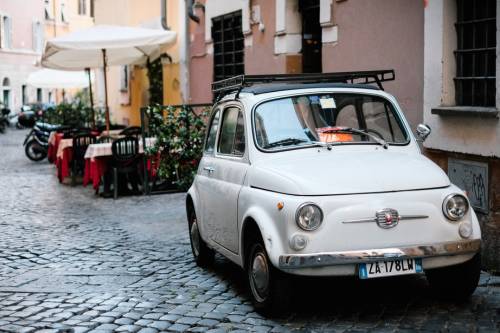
[{"x1": 27, "y1": 69, "x2": 91, "y2": 89}]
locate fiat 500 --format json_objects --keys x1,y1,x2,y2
[{"x1": 186, "y1": 71, "x2": 481, "y2": 314}]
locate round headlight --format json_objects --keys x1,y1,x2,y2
[
  {"x1": 443, "y1": 194, "x2": 469, "y2": 221},
  {"x1": 296, "y1": 203, "x2": 323, "y2": 231}
]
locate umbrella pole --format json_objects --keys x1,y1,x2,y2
[
  {"x1": 102, "y1": 49, "x2": 110, "y2": 132},
  {"x1": 86, "y1": 68, "x2": 95, "y2": 128}
]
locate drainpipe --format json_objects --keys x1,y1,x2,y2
[
  {"x1": 180, "y1": 0, "x2": 191, "y2": 103},
  {"x1": 160, "y1": 0, "x2": 169, "y2": 30},
  {"x1": 187, "y1": 0, "x2": 200, "y2": 23}
]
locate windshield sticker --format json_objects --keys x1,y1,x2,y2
[{"x1": 319, "y1": 97, "x2": 336, "y2": 109}]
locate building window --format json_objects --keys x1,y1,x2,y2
[
  {"x1": 455, "y1": 0, "x2": 497, "y2": 107},
  {"x1": 120, "y1": 65, "x2": 129, "y2": 92},
  {"x1": 44, "y1": 0, "x2": 53, "y2": 20},
  {"x1": 1, "y1": 16, "x2": 12, "y2": 49},
  {"x1": 212, "y1": 11, "x2": 244, "y2": 82},
  {"x1": 90, "y1": 0, "x2": 95, "y2": 18},
  {"x1": 61, "y1": 2, "x2": 67, "y2": 22},
  {"x1": 36, "y1": 88, "x2": 42, "y2": 103},
  {"x1": 299, "y1": 0, "x2": 322, "y2": 73},
  {"x1": 78, "y1": 0, "x2": 87, "y2": 16},
  {"x1": 22, "y1": 85, "x2": 27, "y2": 105},
  {"x1": 2, "y1": 78, "x2": 11, "y2": 109},
  {"x1": 32, "y1": 21, "x2": 43, "y2": 52}
]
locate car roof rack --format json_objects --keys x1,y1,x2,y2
[{"x1": 211, "y1": 69, "x2": 395, "y2": 101}]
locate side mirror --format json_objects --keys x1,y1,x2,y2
[{"x1": 416, "y1": 124, "x2": 431, "y2": 142}]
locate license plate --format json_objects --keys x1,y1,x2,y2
[{"x1": 359, "y1": 258, "x2": 422, "y2": 279}]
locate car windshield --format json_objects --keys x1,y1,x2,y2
[{"x1": 254, "y1": 93, "x2": 408, "y2": 150}]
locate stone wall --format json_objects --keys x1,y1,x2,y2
[{"x1": 426, "y1": 149, "x2": 500, "y2": 274}]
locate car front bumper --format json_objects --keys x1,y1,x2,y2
[{"x1": 278, "y1": 239, "x2": 481, "y2": 269}]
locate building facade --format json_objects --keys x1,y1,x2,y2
[
  {"x1": 423, "y1": 0, "x2": 500, "y2": 271},
  {"x1": 187, "y1": 0, "x2": 424, "y2": 129},
  {"x1": 44, "y1": 0, "x2": 95, "y2": 104},
  {"x1": 94, "y1": 0, "x2": 183, "y2": 126},
  {"x1": 0, "y1": 0, "x2": 44, "y2": 113}
]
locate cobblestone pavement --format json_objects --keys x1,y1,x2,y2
[{"x1": 0, "y1": 129, "x2": 499, "y2": 333}]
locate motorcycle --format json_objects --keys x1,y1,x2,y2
[
  {"x1": 23, "y1": 122, "x2": 61, "y2": 161},
  {"x1": 0, "y1": 108, "x2": 10, "y2": 133}
]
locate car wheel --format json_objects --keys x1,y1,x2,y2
[
  {"x1": 188, "y1": 209, "x2": 214, "y2": 267},
  {"x1": 426, "y1": 253, "x2": 481, "y2": 300},
  {"x1": 246, "y1": 238, "x2": 291, "y2": 315},
  {"x1": 25, "y1": 140, "x2": 47, "y2": 162}
]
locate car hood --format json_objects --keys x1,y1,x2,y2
[{"x1": 248, "y1": 149, "x2": 450, "y2": 195}]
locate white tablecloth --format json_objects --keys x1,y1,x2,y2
[
  {"x1": 84, "y1": 137, "x2": 156, "y2": 159},
  {"x1": 54, "y1": 130, "x2": 130, "y2": 159}
]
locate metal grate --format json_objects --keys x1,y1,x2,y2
[
  {"x1": 212, "y1": 11, "x2": 244, "y2": 82},
  {"x1": 455, "y1": 0, "x2": 497, "y2": 107}
]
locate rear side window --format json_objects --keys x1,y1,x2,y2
[
  {"x1": 218, "y1": 107, "x2": 245, "y2": 156},
  {"x1": 204, "y1": 110, "x2": 220, "y2": 153}
]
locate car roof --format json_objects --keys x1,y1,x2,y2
[{"x1": 240, "y1": 82, "x2": 379, "y2": 95}]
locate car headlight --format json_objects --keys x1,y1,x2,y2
[
  {"x1": 296, "y1": 203, "x2": 323, "y2": 231},
  {"x1": 442, "y1": 194, "x2": 469, "y2": 221}
]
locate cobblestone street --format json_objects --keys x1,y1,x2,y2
[{"x1": 0, "y1": 129, "x2": 498, "y2": 333}]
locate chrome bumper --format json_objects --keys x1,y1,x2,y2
[{"x1": 278, "y1": 239, "x2": 481, "y2": 269}]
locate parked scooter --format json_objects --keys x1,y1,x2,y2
[
  {"x1": 0, "y1": 108, "x2": 10, "y2": 133},
  {"x1": 23, "y1": 122, "x2": 61, "y2": 161}
]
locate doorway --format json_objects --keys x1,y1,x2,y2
[{"x1": 299, "y1": 0, "x2": 322, "y2": 73}]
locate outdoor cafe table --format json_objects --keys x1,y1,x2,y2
[
  {"x1": 54, "y1": 130, "x2": 127, "y2": 182},
  {"x1": 83, "y1": 137, "x2": 156, "y2": 191}
]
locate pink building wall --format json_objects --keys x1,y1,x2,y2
[
  {"x1": 325, "y1": 0, "x2": 424, "y2": 127},
  {"x1": 0, "y1": 0, "x2": 45, "y2": 110},
  {"x1": 188, "y1": 0, "x2": 424, "y2": 129}
]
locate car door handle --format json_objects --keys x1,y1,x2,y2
[{"x1": 203, "y1": 166, "x2": 215, "y2": 173}]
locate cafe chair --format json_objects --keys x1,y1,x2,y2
[
  {"x1": 111, "y1": 136, "x2": 140, "y2": 199},
  {"x1": 119, "y1": 126, "x2": 142, "y2": 137},
  {"x1": 71, "y1": 134, "x2": 96, "y2": 186},
  {"x1": 97, "y1": 135, "x2": 113, "y2": 143}
]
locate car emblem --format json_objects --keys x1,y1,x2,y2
[{"x1": 376, "y1": 208, "x2": 399, "y2": 229}]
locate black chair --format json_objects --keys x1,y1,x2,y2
[
  {"x1": 119, "y1": 126, "x2": 142, "y2": 137},
  {"x1": 111, "y1": 136, "x2": 140, "y2": 199},
  {"x1": 97, "y1": 135, "x2": 113, "y2": 143},
  {"x1": 71, "y1": 134, "x2": 96, "y2": 186}
]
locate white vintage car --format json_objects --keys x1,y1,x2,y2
[{"x1": 186, "y1": 71, "x2": 481, "y2": 314}]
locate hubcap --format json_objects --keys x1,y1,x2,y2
[
  {"x1": 190, "y1": 219, "x2": 200, "y2": 257},
  {"x1": 250, "y1": 251, "x2": 269, "y2": 301}
]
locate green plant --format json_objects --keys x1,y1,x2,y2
[
  {"x1": 147, "y1": 58, "x2": 163, "y2": 106},
  {"x1": 43, "y1": 102, "x2": 105, "y2": 128},
  {"x1": 146, "y1": 105, "x2": 209, "y2": 191}
]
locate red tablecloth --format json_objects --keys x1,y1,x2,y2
[
  {"x1": 48, "y1": 133, "x2": 63, "y2": 164},
  {"x1": 83, "y1": 157, "x2": 109, "y2": 190},
  {"x1": 56, "y1": 146, "x2": 73, "y2": 182}
]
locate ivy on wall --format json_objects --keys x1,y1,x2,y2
[{"x1": 147, "y1": 58, "x2": 164, "y2": 105}]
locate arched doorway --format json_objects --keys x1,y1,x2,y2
[{"x1": 2, "y1": 77, "x2": 11, "y2": 110}]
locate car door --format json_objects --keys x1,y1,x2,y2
[
  {"x1": 196, "y1": 108, "x2": 222, "y2": 243},
  {"x1": 208, "y1": 105, "x2": 248, "y2": 254}
]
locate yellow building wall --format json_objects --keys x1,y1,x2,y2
[{"x1": 163, "y1": 63, "x2": 181, "y2": 105}]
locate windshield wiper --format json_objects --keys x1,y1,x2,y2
[
  {"x1": 264, "y1": 138, "x2": 309, "y2": 149},
  {"x1": 327, "y1": 127, "x2": 388, "y2": 149}
]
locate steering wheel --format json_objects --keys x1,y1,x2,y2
[{"x1": 365, "y1": 128, "x2": 385, "y2": 140}]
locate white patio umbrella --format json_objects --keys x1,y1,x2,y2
[
  {"x1": 41, "y1": 25, "x2": 177, "y2": 130},
  {"x1": 27, "y1": 68, "x2": 90, "y2": 89}
]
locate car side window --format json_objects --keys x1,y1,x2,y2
[
  {"x1": 218, "y1": 107, "x2": 245, "y2": 156},
  {"x1": 204, "y1": 109, "x2": 220, "y2": 154}
]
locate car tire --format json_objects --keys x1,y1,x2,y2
[
  {"x1": 25, "y1": 139, "x2": 47, "y2": 162},
  {"x1": 426, "y1": 253, "x2": 481, "y2": 300},
  {"x1": 188, "y1": 209, "x2": 214, "y2": 267},
  {"x1": 246, "y1": 237, "x2": 292, "y2": 315}
]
